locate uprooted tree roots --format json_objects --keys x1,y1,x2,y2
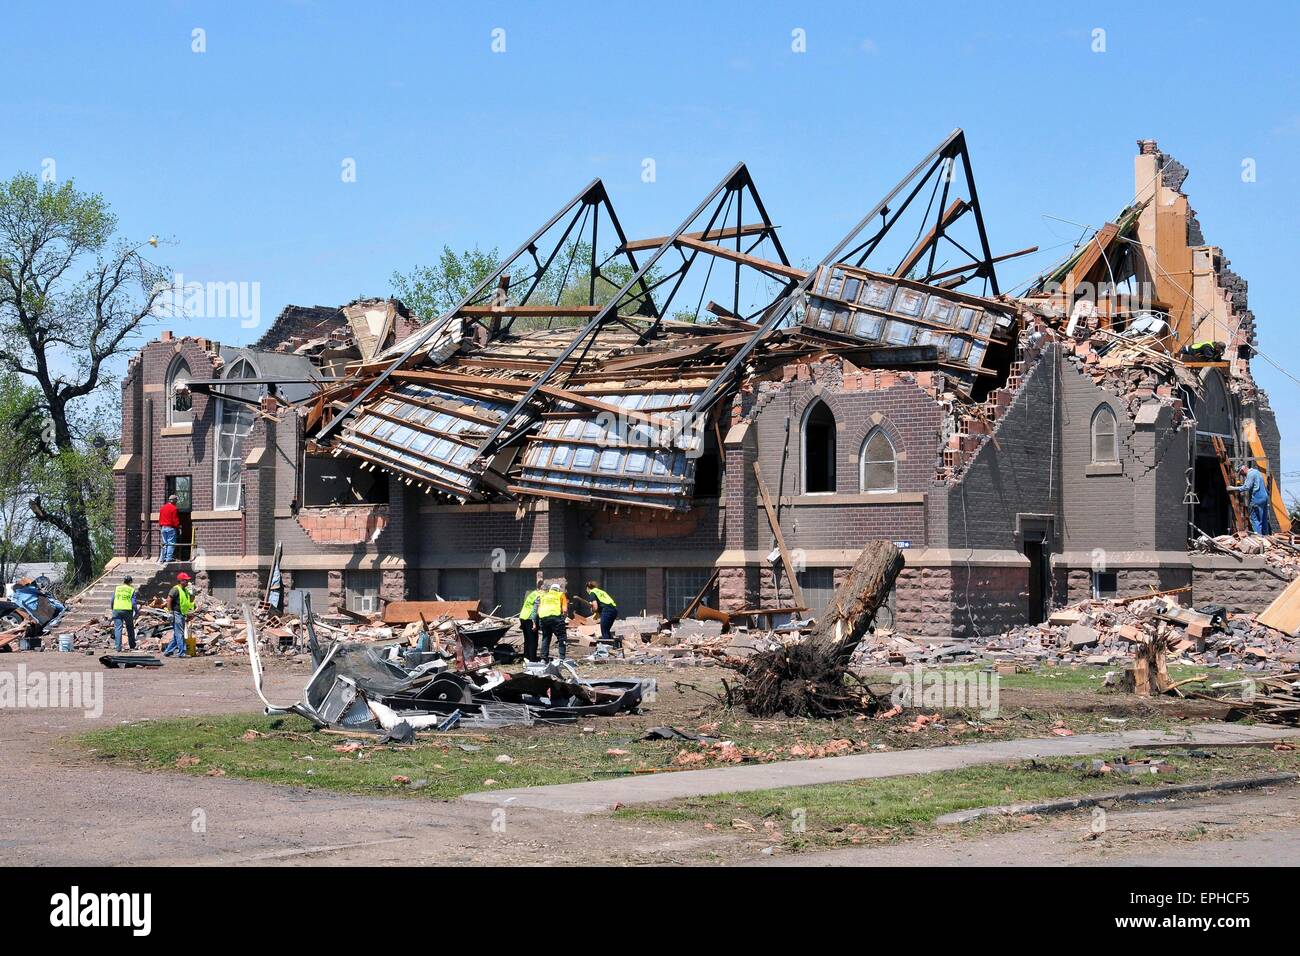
[
  {"x1": 723, "y1": 642, "x2": 888, "y2": 718},
  {"x1": 720, "y1": 540, "x2": 905, "y2": 719}
]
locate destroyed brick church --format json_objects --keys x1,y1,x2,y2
[{"x1": 108, "y1": 133, "x2": 1291, "y2": 638}]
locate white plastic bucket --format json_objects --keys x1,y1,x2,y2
[{"x1": 58, "y1": 633, "x2": 74, "y2": 652}]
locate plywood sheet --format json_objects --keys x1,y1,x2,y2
[{"x1": 1258, "y1": 575, "x2": 1300, "y2": 637}]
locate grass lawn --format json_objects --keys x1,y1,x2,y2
[
  {"x1": 76, "y1": 702, "x2": 1197, "y2": 801},
  {"x1": 71, "y1": 661, "x2": 1243, "y2": 803},
  {"x1": 616, "y1": 746, "x2": 1300, "y2": 850}
]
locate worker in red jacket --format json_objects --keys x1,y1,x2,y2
[{"x1": 159, "y1": 494, "x2": 181, "y2": 562}]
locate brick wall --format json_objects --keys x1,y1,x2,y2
[
  {"x1": 295, "y1": 505, "x2": 390, "y2": 545},
  {"x1": 749, "y1": 359, "x2": 946, "y2": 553},
  {"x1": 895, "y1": 564, "x2": 1028, "y2": 639},
  {"x1": 946, "y1": 345, "x2": 1059, "y2": 553}
]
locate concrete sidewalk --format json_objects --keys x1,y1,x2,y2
[{"x1": 462, "y1": 723, "x2": 1300, "y2": 814}]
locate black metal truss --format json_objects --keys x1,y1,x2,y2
[{"x1": 685, "y1": 129, "x2": 999, "y2": 420}]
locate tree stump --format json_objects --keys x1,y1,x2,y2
[{"x1": 727, "y1": 541, "x2": 904, "y2": 717}]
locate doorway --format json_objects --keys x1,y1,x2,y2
[
  {"x1": 1016, "y1": 515, "x2": 1054, "y2": 624},
  {"x1": 1022, "y1": 536, "x2": 1049, "y2": 624},
  {"x1": 165, "y1": 475, "x2": 193, "y2": 561}
]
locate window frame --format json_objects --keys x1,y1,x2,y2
[
  {"x1": 166, "y1": 356, "x2": 193, "y2": 426},
  {"x1": 860, "y1": 426, "x2": 898, "y2": 494},
  {"x1": 801, "y1": 399, "x2": 838, "y2": 495},
  {"x1": 213, "y1": 358, "x2": 259, "y2": 511},
  {"x1": 1090, "y1": 404, "x2": 1119, "y2": 464}
]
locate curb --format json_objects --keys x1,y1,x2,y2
[{"x1": 933, "y1": 772, "x2": 1299, "y2": 826}]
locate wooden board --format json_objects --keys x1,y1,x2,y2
[
  {"x1": 1259, "y1": 576, "x2": 1300, "y2": 637},
  {"x1": 1243, "y1": 419, "x2": 1292, "y2": 534},
  {"x1": 382, "y1": 600, "x2": 480, "y2": 624},
  {"x1": 1211, "y1": 435, "x2": 1246, "y2": 533},
  {"x1": 753, "y1": 462, "x2": 805, "y2": 608}
]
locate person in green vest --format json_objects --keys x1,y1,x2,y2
[
  {"x1": 585, "y1": 580, "x2": 619, "y2": 645},
  {"x1": 163, "y1": 572, "x2": 195, "y2": 658},
  {"x1": 518, "y1": 584, "x2": 542, "y2": 661},
  {"x1": 536, "y1": 583, "x2": 568, "y2": 661},
  {"x1": 109, "y1": 575, "x2": 138, "y2": 652}
]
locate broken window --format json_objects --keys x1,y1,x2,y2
[
  {"x1": 214, "y1": 359, "x2": 258, "y2": 510},
  {"x1": 666, "y1": 568, "x2": 717, "y2": 618},
  {"x1": 494, "y1": 569, "x2": 537, "y2": 616},
  {"x1": 1092, "y1": 570, "x2": 1118, "y2": 599},
  {"x1": 437, "y1": 569, "x2": 480, "y2": 602},
  {"x1": 803, "y1": 400, "x2": 837, "y2": 493},
  {"x1": 797, "y1": 567, "x2": 836, "y2": 616},
  {"x1": 1090, "y1": 405, "x2": 1118, "y2": 463},
  {"x1": 601, "y1": 569, "x2": 647, "y2": 616},
  {"x1": 291, "y1": 570, "x2": 331, "y2": 610},
  {"x1": 861, "y1": 427, "x2": 897, "y2": 493},
  {"x1": 345, "y1": 570, "x2": 380, "y2": 614},
  {"x1": 167, "y1": 357, "x2": 192, "y2": 425},
  {"x1": 302, "y1": 455, "x2": 390, "y2": 506},
  {"x1": 207, "y1": 570, "x2": 236, "y2": 603}
]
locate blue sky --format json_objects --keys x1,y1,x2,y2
[{"x1": 3, "y1": 1, "x2": 1299, "y2": 492}]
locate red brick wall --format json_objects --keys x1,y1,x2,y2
[{"x1": 295, "y1": 505, "x2": 390, "y2": 545}]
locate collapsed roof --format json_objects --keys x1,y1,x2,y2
[{"x1": 277, "y1": 132, "x2": 1254, "y2": 512}]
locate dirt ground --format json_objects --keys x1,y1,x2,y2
[{"x1": 0, "y1": 649, "x2": 1296, "y2": 866}]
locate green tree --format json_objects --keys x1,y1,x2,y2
[
  {"x1": 0, "y1": 173, "x2": 165, "y2": 585},
  {"x1": 391, "y1": 246, "x2": 505, "y2": 322},
  {"x1": 392, "y1": 242, "x2": 668, "y2": 331},
  {"x1": 0, "y1": 371, "x2": 43, "y2": 583}
]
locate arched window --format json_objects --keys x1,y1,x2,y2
[
  {"x1": 166, "y1": 357, "x2": 192, "y2": 425},
  {"x1": 1090, "y1": 405, "x2": 1118, "y2": 463},
  {"x1": 214, "y1": 359, "x2": 259, "y2": 510},
  {"x1": 861, "y1": 427, "x2": 897, "y2": 493},
  {"x1": 802, "y1": 400, "x2": 837, "y2": 493}
]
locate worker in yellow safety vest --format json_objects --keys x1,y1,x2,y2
[
  {"x1": 518, "y1": 585, "x2": 542, "y2": 662},
  {"x1": 536, "y1": 583, "x2": 568, "y2": 661},
  {"x1": 110, "y1": 575, "x2": 138, "y2": 652},
  {"x1": 164, "y1": 572, "x2": 195, "y2": 658},
  {"x1": 585, "y1": 580, "x2": 619, "y2": 645}
]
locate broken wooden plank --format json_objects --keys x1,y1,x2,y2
[
  {"x1": 753, "y1": 461, "x2": 804, "y2": 609},
  {"x1": 383, "y1": 600, "x2": 481, "y2": 625},
  {"x1": 1259, "y1": 575, "x2": 1300, "y2": 637}
]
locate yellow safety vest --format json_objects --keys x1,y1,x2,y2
[
  {"x1": 519, "y1": 589, "x2": 540, "y2": 618},
  {"x1": 112, "y1": 584, "x2": 135, "y2": 612},
  {"x1": 173, "y1": 585, "x2": 195, "y2": 616},
  {"x1": 588, "y1": 587, "x2": 616, "y2": 608},
  {"x1": 537, "y1": 590, "x2": 565, "y2": 619}
]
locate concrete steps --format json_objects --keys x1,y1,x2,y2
[{"x1": 58, "y1": 560, "x2": 193, "y2": 633}]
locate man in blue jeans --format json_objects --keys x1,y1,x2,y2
[
  {"x1": 110, "y1": 575, "x2": 138, "y2": 652},
  {"x1": 163, "y1": 572, "x2": 195, "y2": 658},
  {"x1": 1229, "y1": 463, "x2": 1273, "y2": 535},
  {"x1": 159, "y1": 494, "x2": 181, "y2": 562}
]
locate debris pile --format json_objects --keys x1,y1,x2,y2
[
  {"x1": 248, "y1": 606, "x2": 646, "y2": 732},
  {"x1": 1201, "y1": 671, "x2": 1300, "y2": 724},
  {"x1": 1191, "y1": 531, "x2": 1300, "y2": 577},
  {"x1": 853, "y1": 591, "x2": 1300, "y2": 673},
  {"x1": 0, "y1": 575, "x2": 66, "y2": 651},
  {"x1": 66, "y1": 592, "x2": 513, "y2": 660}
]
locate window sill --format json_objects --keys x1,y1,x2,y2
[
  {"x1": 772, "y1": 492, "x2": 925, "y2": 506},
  {"x1": 159, "y1": 423, "x2": 193, "y2": 437},
  {"x1": 1086, "y1": 462, "x2": 1123, "y2": 476}
]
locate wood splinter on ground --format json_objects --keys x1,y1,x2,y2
[{"x1": 720, "y1": 540, "x2": 904, "y2": 718}]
